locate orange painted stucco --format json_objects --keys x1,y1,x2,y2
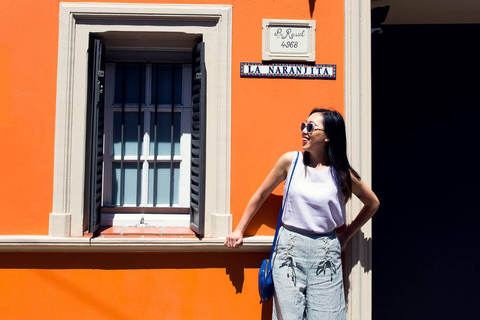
[
  {"x1": 0, "y1": 252, "x2": 274, "y2": 319},
  {"x1": 0, "y1": 0, "x2": 344, "y2": 319}
]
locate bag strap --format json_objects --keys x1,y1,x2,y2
[{"x1": 268, "y1": 151, "x2": 300, "y2": 261}]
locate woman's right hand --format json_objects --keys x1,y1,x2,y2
[{"x1": 224, "y1": 230, "x2": 244, "y2": 248}]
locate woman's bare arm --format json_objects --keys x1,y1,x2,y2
[
  {"x1": 224, "y1": 152, "x2": 296, "y2": 248},
  {"x1": 337, "y1": 173, "x2": 380, "y2": 249}
]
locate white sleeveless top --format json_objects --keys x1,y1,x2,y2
[{"x1": 282, "y1": 152, "x2": 346, "y2": 234}]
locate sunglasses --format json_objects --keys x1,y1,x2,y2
[{"x1": 301, "y1": 122, "x2": 325, "y2": 133}]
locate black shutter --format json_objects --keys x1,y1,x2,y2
[
  {"x1": 85, "y1": 38, "x2": 105, "y2": 234},
  {"x1": 190, "y1": 42, "x2": 206, "y2": 236}
]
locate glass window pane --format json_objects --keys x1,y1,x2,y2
[
  {"x1": 148, "y1": 162, "x2": 180, "y2": 206},
  {"x1": 114, "y1": 63, "x2": 146, "y2": 104},
  {"x1": 111, "y1": 162, "x2": 142, "y2": 206},
  {"x1": 152, "y1": 64, "x2": 182, "y2": 105},
  {"x1": 113, "y1": 112, "x2": 144, "y2": 157},
  {"x1": 150, "y1": 112, "x2": 181, "y2": 157}
]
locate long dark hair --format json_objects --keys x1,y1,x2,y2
[{"x1": 304, "y1": 108, "x2": 360, "y2": 201}]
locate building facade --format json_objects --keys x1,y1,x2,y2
[{"x1": 0, "y1": 1, "x2": 372, "y2": 319}]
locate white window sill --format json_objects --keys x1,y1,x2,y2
[{"x1": 0, "y1": 235, "x2": 273, "y2": 252}]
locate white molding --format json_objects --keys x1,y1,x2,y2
[
  {"x1": 48, "y1": 213, "x2": 72, "y2": 237},
  {"x1": 0, "y1": 235, "x2": 272, "y2": 252},
  {"x1": 50, "y1": 2, "x2": 232, "y2": 237},
  {"x1": 344, "y1": 0, "x2": 372, "y2": 319},
  {"x1": 210, "y1": 213, "x2": 232, "y2": 238},
  {"x1": 101, "y1": 213, "x2": 190, "y2": 228}
]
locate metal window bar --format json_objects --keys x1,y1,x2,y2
[
  {"x1": 120, "y1": 63, "x2": 126, "y2": 206},
  {"x1": 116, "y1": 63, "x2": 179, "y2": 208},
  {"x1": 136, "y1": 63, "x2": 143, "y2": 207},
  {"x1": 169, "y1": 63, "x2": 175, "y2": 207},
  {"x1": 153, "y1": 64, "x2": 159, "y2": 207}
]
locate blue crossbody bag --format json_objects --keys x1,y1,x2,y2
[{"x1": 258, "y1": 151, "x2": 299, "y2": 302}]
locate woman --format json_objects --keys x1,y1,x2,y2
[{"x1": 224, "y1": 108, "x2": 380, "y2": 320}]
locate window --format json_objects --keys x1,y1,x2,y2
[
  {"x1": 105, "y1": 63, "x2": 189, "y2": 209},
  {"x1": 86, "y1": 35, "x2": 206, "y2": 234},
  {"x1": 50, "y1": 3, "x2": 231, "y2": 238}
]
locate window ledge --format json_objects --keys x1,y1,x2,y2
[{"x1": 0, "y1": 235, "x2": 273, "y2": 252}]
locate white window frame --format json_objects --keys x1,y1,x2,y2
[{"x1": 49, "y1": 3, "x2": 232, "y2": 237}]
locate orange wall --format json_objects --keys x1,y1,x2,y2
[
  {"x1": 0, "y1": 252, "x2": 273, "y2": 319},
  {"x1": 231, "y1": 1, "x2": 344, "y2": 235},
  {"x1": 0, "y1": 1, "x2": 344, "y2": 319}
]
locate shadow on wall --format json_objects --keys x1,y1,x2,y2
[
  {"x1": 244, "y1": 194, "x2": 283, "y2": 237},
  {"x1": 309, "y1": 0, "x2": 316, "y2": 17},
  {"x1": 0, "y1": 251, "x2": 263, "y2": 279},
  {"x1": 0, "y1": 251, "x2": 278, "y2": 319},
  {"x1": 340, "y1": 229, "x2": 372, "y2": 301},
  {"x1": 0, "y1": 251, "x2": 275, "y2": 319}
]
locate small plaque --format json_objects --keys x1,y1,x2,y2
[
  {"x1": 263, "y1": 19, "x2": 316, "y2": 62},
  {"x1": 240, "y1": 62, "x2": 336, "y2": 79}
]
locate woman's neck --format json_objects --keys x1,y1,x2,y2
[{"x1": 307, "y1": 150, "x2": 329, "y2": 169}]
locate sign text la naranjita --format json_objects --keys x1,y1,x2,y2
[{"x1": 240, "y1": 62, "x2": 336, "y2": 79}]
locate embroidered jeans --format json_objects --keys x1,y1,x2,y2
[{"x1": 272, "y1": 226, "x2": 346, "y2": 320}]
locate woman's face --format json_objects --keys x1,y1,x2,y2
[{"x1": 302, "y1": 112, "x2": 329, "y2": 152}]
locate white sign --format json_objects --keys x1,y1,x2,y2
[
  {"x1": 268, "y1": 26, "x2": 309, "y2": 54},
  {"x1": 240, "y1": 63, "x2": 336, "y2": 79},
  {"x1": 263, "y1": 19, "x2": 316, "y2": 62}
]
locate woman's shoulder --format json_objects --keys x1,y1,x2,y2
[{"x1": 277, "y1": 151, "x2": 302, "y2": 168}]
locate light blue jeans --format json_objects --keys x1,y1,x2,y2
[{"x1": 272, "y1": 226, "x2": 346, "y2": 320}]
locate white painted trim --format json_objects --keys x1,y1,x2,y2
[
  {"x1": 101, "y1": 213, "x2": 190, "y2": 227},
  {"x1": 50, "y1": 2, "x2": 232, "y2": 237},
  {"x1": 0, "y1": 235, "x2": 272, "y2": 252},
  {"x1": 345, "y1": 0, "x2": 373, "y2": 319}
]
